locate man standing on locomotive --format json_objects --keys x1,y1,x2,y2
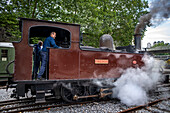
[
  {"x1": 33, "y1": 40, "x2": 43, "y2": 79},
  {"x1": 37, "y1": 32, "x2": 61, "y2": 80}
]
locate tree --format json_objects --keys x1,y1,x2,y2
[
  {"x1": 0, "y1": 0, "x2": 149, "y2": 48},
  {"x1": 152, "y1": 41, "x2": 169, "y2": 48},
  {"x1": 0, "y1": 0, "x2": 59, "y2": 41},
  {"x1": 0, "y1": 0, "x2": 20, "y2": 41},
  {"x1": 52, "y1": 0, "x2": 148, "y2": 47}
]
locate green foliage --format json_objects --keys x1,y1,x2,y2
[
  {"x1": 30, "y1": 37, "x2": 40, "y2": 44},
  {"x1": 152, "y1": 42, "x2": 169, "y2": 48},
  {"x1": 155, "y1": 53, "x2": 170, "y2": 55},
  {"x1": 152, "y1": 42, "x2": 170, "y2": 55},
  {"x1": 30, "y1": 37, "x2": 46, "y2": 44},
  {"x1": 0, "y1": 0, "x2": 149, "y2": 47}
]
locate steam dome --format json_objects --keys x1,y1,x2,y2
[{"x1": 100, "y1": 34, "x2": 115, "y2": 50}]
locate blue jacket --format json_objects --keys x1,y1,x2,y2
[
  {"x1": 33, "y1": 44, "x2": 41, "y2": 61},
  {"x1": 42, "y1": 36, "x2": 60, "y2": 52}
]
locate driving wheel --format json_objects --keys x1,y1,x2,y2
[{"x1": 61, "y1": 84, "x2": 85, "y2": 102}]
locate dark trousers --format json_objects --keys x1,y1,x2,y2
[{"x1": 37, "y1": 51, "x2": 48, "y2": 78}]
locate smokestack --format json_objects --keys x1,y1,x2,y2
[{"x1": 134, "y1": 34, "x2": 141, "y2": 50}]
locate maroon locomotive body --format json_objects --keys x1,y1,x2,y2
[{"x1": 9, "y1": 18, "x2": 145, "y2": 102}]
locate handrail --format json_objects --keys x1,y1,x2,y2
[{"x1": 5, "y1": 60, "x2": 15, "y2": 75}]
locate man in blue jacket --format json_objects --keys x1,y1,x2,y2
[
  {"x1": 37, "y1": 32, "x2": 61, "y2": 80},
  {"x1": 33, "y1": 41, "x2": 43, "y2": 79}
]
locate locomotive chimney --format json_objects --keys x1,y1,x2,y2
[{"x1": 134, "y1": 34, "x2": 141, "y2": 50}]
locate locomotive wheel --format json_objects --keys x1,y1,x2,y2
[
  {"x1": 61, "y1": 85, "x2": 85, "y2": 102},
  {"x1": 89, "y1": 86, "x2": 100, "y2": 100}
]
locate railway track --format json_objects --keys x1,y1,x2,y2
[
  {"x1": 0, "y1": 97, "x2": 34, "y2": 107},
  {"x1": 3, "y1": 97, "x2": 169, "y2": 113},
  {"x1": 0, "y1": 82, "x2": 169, "y2": 112},
  {"x1": 0, "y1": 86, "x2": 7, "y2": 89},
  {"x1": 119, "y1": 97, "x2": 170, "y2": 113},
  {"x1": 156, "y1": 83, "x2": 170, "y2": 88},
  {"x1": 119, "y1": 82, "x2": 170, "y2": 113},
  {"x1": 0, "y1": 96, "x2": 62, "y2": 113},
  {"x1": 0, "y1": 97, "x2": 101, "y2": 113}
]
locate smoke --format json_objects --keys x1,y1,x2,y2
[
  {"x1": 112, "y1": 54, "x2": 165, "y2": 106},
  {"x1": 135, "y1": 0, "x2": 170, "y2": 34}
]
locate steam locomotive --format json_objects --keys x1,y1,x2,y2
[{"x1": 7, "y1": 18, "x2": 145, "y2": 102}]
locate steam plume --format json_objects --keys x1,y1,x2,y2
[
  {"x1": 135, "y1": 0, "x2": 170, "y2": 34},
  {"x1": 113, "y1": 54, "x2": 165, "y2": 106},
  {"x1": 92, "y1": 54, "x2": 165, "y2": 106}
]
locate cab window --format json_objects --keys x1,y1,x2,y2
[{"x1": 29, "y1": 26, "x2": 71, "y2": 48}]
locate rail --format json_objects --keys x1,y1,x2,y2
[{"x1": 119, "y1": 97, "x2": 170, "y2": 113}]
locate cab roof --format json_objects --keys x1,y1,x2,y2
[{"x1": 19, "y1": 18, "x2": 81, "y2": 26}]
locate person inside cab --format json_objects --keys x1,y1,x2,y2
[
  {"x1": 37, "y1": 32, "x2": 61, "y2": 80},
  {"x1": 32, "y1": 41, "x2": 43, "y2": 79}
]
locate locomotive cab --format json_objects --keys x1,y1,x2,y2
[
  {"x1": 13, "y1": 18, "x2": 81, "y2": 81},
  {"x1": 29, "y1": 26, "x2": 71, "y2": 79}
]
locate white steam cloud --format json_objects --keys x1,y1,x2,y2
[{"x1": 113, "y1": 54, "x2": 164, "y2": 106}]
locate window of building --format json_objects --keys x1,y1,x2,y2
[{"x1": 1, "y1": 49, "x2": 8, "y2": 61}]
